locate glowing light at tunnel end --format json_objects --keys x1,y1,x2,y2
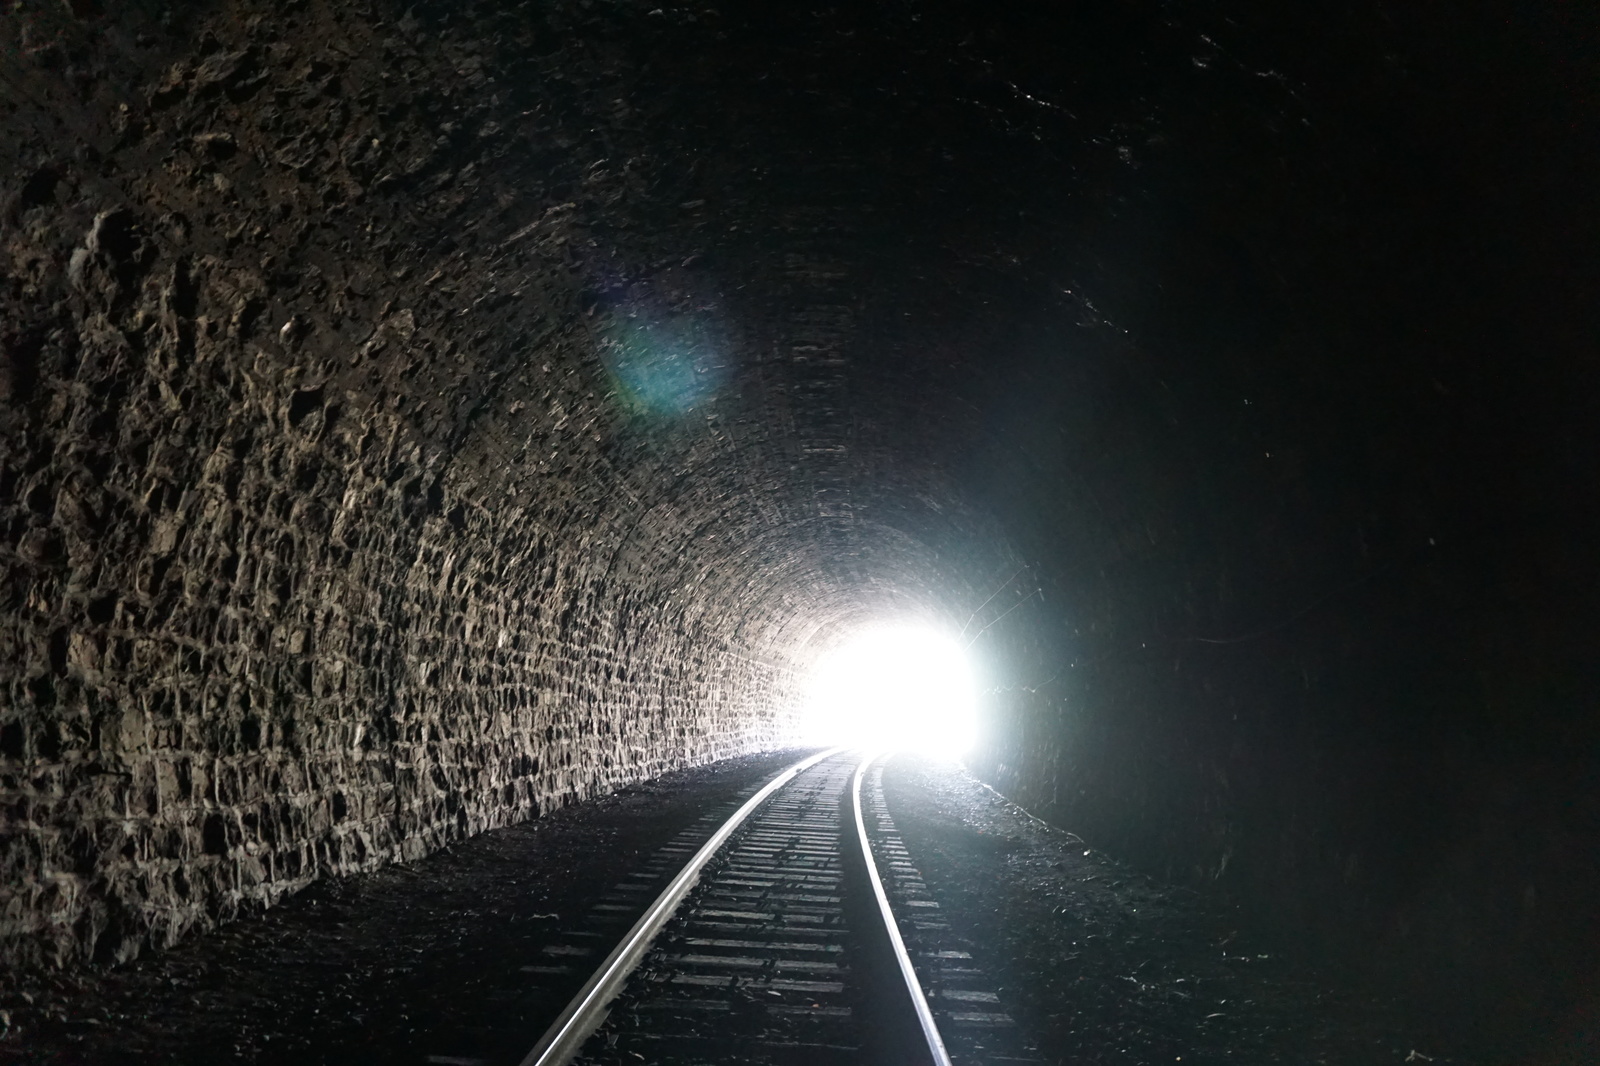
[{"x1": 798, "y1": 624, "x2": 979, "y2": 760}]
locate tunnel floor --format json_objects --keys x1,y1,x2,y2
[{"x1": 2, "y1": 752, "x2": 1462, "y2": 1066}]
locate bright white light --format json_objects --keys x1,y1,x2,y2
[{"x1": 799, "y1": 625, "x2": 978, "y2": 759}]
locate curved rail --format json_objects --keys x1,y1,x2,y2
[
  {"x1": 521, "y1": 746, "x2": 953, "y2": 1066},
  {"x1": 851, "y1": 752, "x2": 955, "y2": 1066},
  {"x1": 518, "y1": 746, "x2": 845, "y2": 1066}
]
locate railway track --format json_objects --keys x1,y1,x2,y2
[{"x1": 516, "y1": 749, "x2": 1041, "y2": 1066}]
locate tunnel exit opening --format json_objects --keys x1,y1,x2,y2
[{"x1": 798, "y1": 624, "x2": 978, "y2": 759}]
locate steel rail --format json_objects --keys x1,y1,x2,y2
[
  {"x1": 851, "y1": 752, "x2": 955, "y2": 1066},
  {"x1": 518, "y1": 745, "x2": 847, "y2": 1066}
]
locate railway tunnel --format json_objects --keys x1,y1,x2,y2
[{"x1": 1, "y1": 0, "x2": 1597, "y2": 1062}]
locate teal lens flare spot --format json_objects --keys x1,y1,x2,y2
[{"x1": 601, "y1": 315, "x2": 726, "y2": 416}]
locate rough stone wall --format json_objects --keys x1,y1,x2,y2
[{"x1": 0, "y1": 0, "x2": 805, "y2": 971}]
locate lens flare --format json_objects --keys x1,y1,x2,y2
[
  {"x1": 600, "y1": 315, "x2": 725, "y2": 416},
  {"x1": 799, "y1": 625, "x2": 978, "y2": 759}
]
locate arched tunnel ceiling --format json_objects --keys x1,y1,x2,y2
[
  {"x1": 2, "y1": 0, "x2": 1596, "y2": 1017},
  {"x1": 357, "y1": 0, "x2": 1592, "y2": 680}
]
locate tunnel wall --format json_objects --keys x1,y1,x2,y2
[
  {"x1": 948, "y1": 1, "x2": 1600, "y2": 1041},
  {"x1": 974, "y1": 550, "x2": 1598, "y2": 1002},
  {"x1": 0, "y1": 1, "x2": 806, "y2": 970}
]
